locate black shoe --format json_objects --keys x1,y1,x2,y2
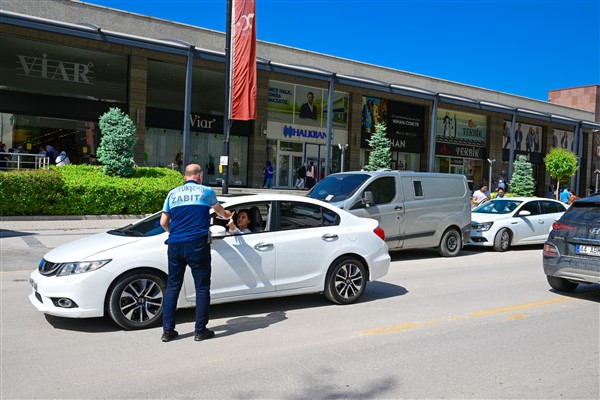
[
  {"x1": 194, "y1": 328, "x2": 215, "y2": 341},
  {"x1": 161, "y1": 330, "x2": 178, "y2": 342}
]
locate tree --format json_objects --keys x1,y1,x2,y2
[
  {"x1": 363, "y1": 122, "x2": 391, "y2": 171},
  {"x1": 97, "y1": 108, "x2": 137, "y2": 177},
  {"x1": 509, "y1": 155, "x2": 535, "y2": 196},
  {"x1": 544, "y1": 147, "x2": 578, "y2": 200}
]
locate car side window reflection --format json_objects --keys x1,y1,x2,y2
[
  {"x1": 520, "y1": 201, "x2": 540, "y2": 215},
  {"x1": 541, "y1": 201, "x2": 565, "y2": 214},
  {"x1": 279, "y1": 201, "x2": 340, "y2": 231}
]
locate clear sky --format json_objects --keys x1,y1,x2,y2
[{"x1": 81, "y1": 0, "x2": 599, "y2": 101}]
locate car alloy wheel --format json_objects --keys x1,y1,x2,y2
[
  {"x1": 108, "y1": 271, "x2": 166, "y2": 330},
  {"x1": 324, "y1": 257, "x2": 367, "y2": 305},
  {"x1": 493, "y1": 228, "x2": 511, "y2": 252}
]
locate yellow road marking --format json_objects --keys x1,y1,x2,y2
[
  {"x1": 361, "y1": 297, "x2": 572, "y2": 336},
  {"x1": 467, "y1": 297, "x2": 570, "y2": 318}
]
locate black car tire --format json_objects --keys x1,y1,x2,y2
[
  {"x1": 493, "y1": 228, "x2": 511, "y2": 252},
  {"x1": 107, "y1": 271, "x2": 166, "y2": 330},
  {"x1": 324, "y1": 257, "x2": 367, "y2": 305},
  {"x1": 438, "y1": 228, "x2": 461, "y2": 257},
  {"x1": 547, "y1": 275, "x2": 579, "y2": 292}
]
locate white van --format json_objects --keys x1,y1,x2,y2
[{"x1": 308, "y1": 170, "x2": 471, "y2": 256}]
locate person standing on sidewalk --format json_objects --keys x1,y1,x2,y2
[{"x1": 160, "y1": 163, "x2": 232, "y2": 342}]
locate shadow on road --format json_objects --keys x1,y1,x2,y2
[
  {"x1": 41, "y1": 280, "x2": 407, "y2": 334},
  {"x1": 549, "y1": 284, "x2": 600, "y2": 303},
  {"x1": 0, "y1": 229, "x2": 36, "y2": 238}
]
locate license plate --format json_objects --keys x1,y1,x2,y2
[
  {"x1": 29, "y1": 278, "x2": 37, "y2": 291},
  {"x1": 576, "y1": 244, "x2": 600, "y2": 256}
]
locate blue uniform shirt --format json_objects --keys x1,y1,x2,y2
[{"x1": 162, "y1": 181, "x2": 218, "y2": 243}]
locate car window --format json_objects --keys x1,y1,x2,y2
[
  {"x1": 560, "y1": 202, "x2": 600, "y2": 224},
  {"x1": 520, "y1": 201, "x2": 540, "y2": 215},
  {"x1": 212, "y1": 202, "x2": 271, "y2": 233},
  {"x1": 279, "y1": 201, "x2": 340, "y2": 231},
  {"x1": 363, "y1": 177, "x2": 395, "y2": 205},
  {"x1": 108, "y1": 213, "x2": 164, "y2": 237},
  {"x1": 473, "y1": 200, "x2": 522, "y2": 214},
  {"x1": 540, "y1": 200, "x2": 566, "y2": 214}
]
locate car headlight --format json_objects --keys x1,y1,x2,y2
[
  {"x1": 473, "y1": 222, "x2": 494, "y2": 231},
  {"x1": 56, "y1": 260, "x2": 111, "y2": 276}
]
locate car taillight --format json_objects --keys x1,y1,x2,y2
[
  {"x1": 543, "y1": 243, "x2": 559, "y2": 256},
  {"x1": 552, "y1": 221, "x2": 576, "y2": 231},
  {"x1": 373, "y1": 226, "x2": 385, "y2": 241}
]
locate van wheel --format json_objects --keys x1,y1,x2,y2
[
  {"x1": 547, "y1": 276, "x2": 578, "y2": 292},
  {"x1": 438, "y1": 228, "x2": 461, "y2": 257},
  {"x1": 493, "y1": 228, "x2": 511, "y2": 252}
]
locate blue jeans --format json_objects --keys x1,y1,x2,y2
[{"x1": 163, "y1": 236, "x2": 211, "y2": 334}]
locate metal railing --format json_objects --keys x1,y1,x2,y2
[{"x1": 0, "y1": 152, "x2": 50, "y2": 171}]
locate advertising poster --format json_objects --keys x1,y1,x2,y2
[
  {"x1": 502, "y1": 121, "x2": 544, "y2": 164},
  {"x1": 435, "y1": 109, "x2": 487, "y2": 146},
  {"x1": 267, "y1": 80, "x2": 348, "y2": 128},
  {"x1": 552, "y1": 129, "x2": 575, "y2": 152},
  {"x1": 361, "y1": 96, "x2": 425, "y2": 153}
]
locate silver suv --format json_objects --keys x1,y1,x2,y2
[{"x1": 543, "y1": 194, "x2": 600, "y2": 291}]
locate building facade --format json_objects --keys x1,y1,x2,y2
[{"x1": 1, "y1": 1, "x2": 599, "y2": 196}]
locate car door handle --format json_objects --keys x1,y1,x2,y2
[
  {"x1": 394, "y1": 206, "x2": 403, "y2": 211},
  {"x1": 254, "y1": 243, "x2": 274, "y2": 250},
  {"x1": 538, "y1": 219, "x2": 544, "y2": 224},
  {"x1": 322, "y1": 234, "x2": 339, "y2": 241}
]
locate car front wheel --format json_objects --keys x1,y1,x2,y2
[
  {"x1": 547, "y1": 275, "x2": 578, "y2": 292},
  {"x1": 493, "y1": 228, "x2": 511, "y2": 252},
  {"x1": 107, "y1": 271, "x2": 166, "y2": 330},
  {"x1": 324, "y1": 257, "x2": 367, "y2": 305}
]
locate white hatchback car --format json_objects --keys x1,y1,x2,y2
[
  {"x1": 467, "y1": 197, "x2": 567, "y2": 251},
  {"x1": 29, "y1": 194, "x2": 390, "y2": 330}
]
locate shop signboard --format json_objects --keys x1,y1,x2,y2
[
  {"x1": 436, "y1": 142, "x2": 487, "y2": 160},
  {"x1": 360, "y1": 96, "x2": 425, "y2": 153}
]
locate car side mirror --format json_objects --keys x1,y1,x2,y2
[
  {"x1": 362, "y1": 191, "x2": 374, "y2": 207},
  {"x1": 518, "y1": 210, "x2": 531, "y2": 216},
  {"x1": 210, "y1": 225, "x2": 227, "y2": 238}
]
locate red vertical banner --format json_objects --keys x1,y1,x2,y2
[{"x1": 230, "y1": 0, "x2": 257, "y2": 120}]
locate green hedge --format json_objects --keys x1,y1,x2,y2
[{"x1": 0, "y1": 165, "x2": 183, "y2": 216}]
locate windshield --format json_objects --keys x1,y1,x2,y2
[
  {"x1": 473, "y1": 199, "x2": 523, "y2": 214},
  {"x1": 108, "y1": 213, "x2": 164, "y2": 237},
  {"x1": 307, "y1": 174, "x2": 370, "y2": 202}
]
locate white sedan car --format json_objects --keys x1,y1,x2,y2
[
  {"x1": 467, "y1": 197, "x2": 567, "y2": 251},
  {"x1": 29, "y1": 194, "x2": 390, "y2": 330}
]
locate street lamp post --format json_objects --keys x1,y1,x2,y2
[
  {"x1": 487, "y1": 158, "x2": 495, "y2": 191},
  {"x1": 338, "y1": 143, "x2": 347, "y2": 172}
]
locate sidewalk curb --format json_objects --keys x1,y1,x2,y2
[{"x1": 1, "y1": 215, "x2": 147, "y2": 222}]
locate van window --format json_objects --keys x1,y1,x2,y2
[
  {"x1": 364, "y1": 177, "x2": 395, "y2": 205},
  {"x1": 307, "y1": 173, "x2": 370, "y2": 202},
  {"x1": 413, "y1": 181, "x2": 423, "y2": 197}
]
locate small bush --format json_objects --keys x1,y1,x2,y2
[{"x1": 0, "y1": 165, "x2": 183, "y2": 216}]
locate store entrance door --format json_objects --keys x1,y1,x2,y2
[{"x1": 277, "y1": 152, "x2": 303, "y2": 188}]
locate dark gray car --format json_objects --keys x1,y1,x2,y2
[{"x1": 543, "y1": 194, "x2": 600, "y2": 291}]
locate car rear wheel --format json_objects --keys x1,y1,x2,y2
[
  {"x1": 438, "y1": 228, "x2": 461, "y2": 257},
  {"x1": 324, "y1": 257, "x2": 367, "y2": 305},
  {"x1": 107, "y1": 271, "x2": 166, "y2": 330},
  {"x1": 547, "y1": 275, "x2": 579, "y2": 292},
  {"x1": 493, "y1": 228, "x2": 511, "y2": 252}
]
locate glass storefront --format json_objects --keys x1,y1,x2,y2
[
  {"x1": 144, "y1": 128, "x2": 248, "y2": 186},
  {"x1": 0, "y1": 112, "x2": 100, "y2": 164}
]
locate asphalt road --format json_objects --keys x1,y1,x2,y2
[{"x1": 1, "y1": 227, "x2": 599, "y2": 399}]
